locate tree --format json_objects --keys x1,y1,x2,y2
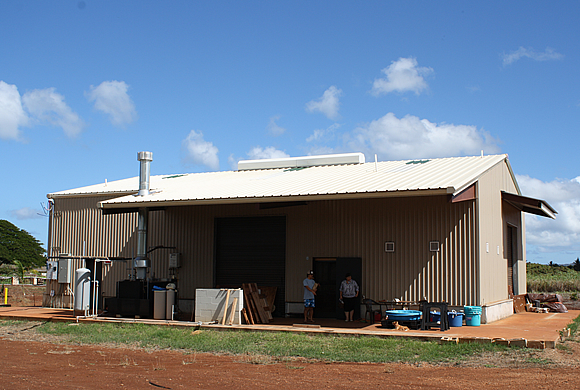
[{"x1": 0, "y1": 220, "x2": 45, "y2": 269}]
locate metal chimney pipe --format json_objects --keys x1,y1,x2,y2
[
  {"x1": 137, "y1": 151, "x2": 153, "y2": 196},
  {"x1": 135, "y1": 151, "x2": 153, "y2": 279}
]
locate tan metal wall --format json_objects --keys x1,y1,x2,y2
[
  {"x1": 476, "y1": 161, "x2": 522, "y2": 305},
  {"x1": 49, "y1": 193, "x2": 480, "y2": 308},
  {"x1": 48, "y1": 195, "x2": 138, "y2": 299},
  {"x1": 283, "y1": 196, "x2": 478, "y2": 305}
]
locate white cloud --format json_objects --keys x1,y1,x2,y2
[
  {"x1": 349, "y1": 112, "x2": 500, "y2": 161},
  {"x1": 9, "y1": 207, "x2": 42, "y2": 220},
  {"x1": 517, "y1": 175, "x2": 580, "y2": 254},
  {"x1": 227, "y1": 154, "x2": 240, "y2": 171},
  {"x1": 266, "y1": 116, "x2": 286, "y2": 136},
  {"x1": 247, "y1": 146, "x2": 289, "y2": 160},
  {"x1": 502, "y1": 47, "x2": 564, "y2": 66},
  {"x1": 22, "y1": 88, "x2": 84, "y2": 137},
  {"x1": 371, "y1": 57, "x2": 433, "y2": 96},
  {"x1": 305, "y1": 86, "x2": 342, "y2": 120},
  {"x1": 182, "y1": 130, "x2": 219, "y2": 170},
  {"x1": 86, "y1": 80, "x2": 137, "y2": 126},
  {"x1": 306, "y1": 123, "x2": 340, "y2": 143},
  {"x1": 0, "y1": 81, "x2": 29, "y2": 140}
]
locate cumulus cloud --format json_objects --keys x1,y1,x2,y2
[
  {"x1": 86, "y1": 80, "x2": 137, "y2": 126},
  {"x1": 305, "y1": 86, "x2": 342, "y2": 120},
  {"x1": 348, "y1": 112, "x2": 500, "y2": 161},
  {"x1": 182, "y1": 130, "x2": 219, "y2": 170},
  {"x1": 516, "y1": 175, "x2": 580, "y2": 256},
  {"x1": 247, "y1": 146, "x2": 289, "y2": 160},
  {"x1": 22, "y1": 88, "x2": 84, "y2": 137},
  {"x1": 502, "y1": 47, "x2": 564, "y2": 66},
  {"x1": 10, "y1": 207, "x2": 42, "y2": 220},
  {"x1": 0, "y1": 81, "x2": 29, "y2": 140},
  {"x1": 266, "y1": 116, "x2": 286, "y2": 136},
  {"x1": 371, "y1": 57, "x2": 433, "y2": 96}
]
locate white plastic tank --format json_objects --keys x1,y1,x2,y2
[
  {"x1": 153, "y1": 290, "x2": 166, "y2": 320},
  {"x1": 74, "y1": 268, "x2": 91, "y2": 313},
  {"x1": 166, "y1": 289, "x2": 176, "y2": 320}
]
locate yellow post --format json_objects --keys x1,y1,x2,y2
[{"x1": 4, "y1": 287, "x2": 7, "y2": 305}]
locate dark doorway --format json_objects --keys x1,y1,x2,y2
[
  {"x1": 313, "y1": 257, "x2": 362, "y2": 319},
  {"x1": 215, "y1": 216, "x2": 286, "y2": 316},
  {"x1": 507, "y1": 225, "x2": 517, "y2": 296}
]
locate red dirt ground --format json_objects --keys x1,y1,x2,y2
[
  {"x1": 1, "y1": 338, "x2": 579, "y2": 390},
  {"x1": 2, "y1": 288, "x2": 580, "y2": 389}
]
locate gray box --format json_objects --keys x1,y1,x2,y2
[
  {"x1": 169, "y1": 253, "x2": 180, "y2": 268},
  {"x1": 58, "y1": 258, "x2": 71, "y2": 284}
]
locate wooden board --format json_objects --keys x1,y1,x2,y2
[
  {"x1": 242, "y1": 284, "x2": 259, "y2": 323},
  {"x1": 513, "y1": 294, "x2": 527, "y2": 314},
  {"x1": 222, "y1": 289, "x2": 231, "y2": 325},
  {"x1": 228, "y1": 297, "x2": 238, "y2": 325},
  {"x1": 241, "y1": 308, "x2": 250, "y2": 324}
]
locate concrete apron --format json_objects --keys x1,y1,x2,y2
[{"x1": 0, "y1": 307, "x2": 577, "y2": 350}]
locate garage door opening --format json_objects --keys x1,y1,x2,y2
[{"x1": 214, "y1": 216, "x2": 286, "y2": 316}]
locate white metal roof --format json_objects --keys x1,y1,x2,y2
[{"x1": 48, "y1": 154, "x2": 513, "y2": 209}]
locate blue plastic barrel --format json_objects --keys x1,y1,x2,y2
[
  {"x1": 464, "y1": 306, "x2": 482, "y2": 326},
  {"x1": 448, "y1": 311, "x2": 464, "y2": 327}
]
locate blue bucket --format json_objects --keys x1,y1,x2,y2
[
  {"x1": 464, "y1": 306, "x2": 481, "y2": 326},
  {"x1": 448, "y1": 311, "x2": 464, "y2": 327},
  {"x1": 430, "y1": 311, "x2": 441, "y2": 323}
]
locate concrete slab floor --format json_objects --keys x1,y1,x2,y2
[{"x1": 0, "y1": 307, "x2": 577, "y2": 349}]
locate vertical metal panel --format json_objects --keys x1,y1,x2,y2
[
  {"x1": 49, "y1": 192, "x2": 481, "y2": 310},
  {"x1": 48, "y1": 195, "x2": 138, "y2": 299},
  {"x1": 476, "y1": 161, "x2": 521, "y2": 305}
]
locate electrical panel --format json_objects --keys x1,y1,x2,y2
[
  {"x1": 46, "y1": 261, "x2": 58, "y2": 280},
  {"x1": 58, "y1": 258, "x2": 71, "y2": 284},
  {"x1": 169, "y1": 253, "x2": 180, "y2": 268}
]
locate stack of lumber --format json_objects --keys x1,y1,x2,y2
[{"x1": 241, "y1": 283, "x2": 276, "y2": 324}]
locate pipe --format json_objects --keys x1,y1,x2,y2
[
  {"x1": 137, "y1": 151, "x2": 153, "y2": 196},
  {"x1": 135, "y1": 151, "x2": 153, "y2": 279}
]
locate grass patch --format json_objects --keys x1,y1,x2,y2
[
  {"x1": 31, "y1": 321, "x2": 508, "y2": 364},
  {"x1": 527, "y1": 262, "x2": 580, "y2": 293}
]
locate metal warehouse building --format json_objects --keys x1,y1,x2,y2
[{"x1": 45, "y1": 152, "x2": 556, "y2": 323}]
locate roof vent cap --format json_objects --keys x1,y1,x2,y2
[{"x1": 237, "y1": 152, "x2": 365, "y2": 171}]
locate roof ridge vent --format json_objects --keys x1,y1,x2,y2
[{"x1": 238, "y1": 152, "x2": 365, "y2": 171}]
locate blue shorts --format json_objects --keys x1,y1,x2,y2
[{"x1": 304, "y1": 299, "x2": 315, "y2": 308}]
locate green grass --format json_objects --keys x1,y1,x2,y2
[
  {"x1": 527, "y1": 262, "x2": 580, "y2": 293},
  {"x1": 30, "y1": 321, "x2": 506, "y2": 364}
]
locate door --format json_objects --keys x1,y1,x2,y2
[
  {"x1": 313, "y1": 257, "x2": 362, "y2": 319},
  {"x1": 507, "y1": 225, "x2": 517, "y2": 297},
  {"x1": 215, "y1": 216, "x2": 286, "y2": 316}
]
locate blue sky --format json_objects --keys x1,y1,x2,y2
[{"x1": 1, "y1": 1, "x2": 579, "y2": 264}]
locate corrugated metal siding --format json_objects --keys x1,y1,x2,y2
[
  {"x1": 477, "y1": 161, "x2": 521, "y2": 304},
  {"x1": 49, "y1": 193, "x2": 479, "y2": 310},
  {"x1": 284, "y1": 196, "x2": 477, "y2": 305},
  {"x1": 48, "y1": 195, "x2": 138, "y2": 299}
]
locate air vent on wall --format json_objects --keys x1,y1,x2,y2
[
  {"x1": 385, "y1": 242, "x2": 395, "y2": 252},
  {"x1": 430, "y1": 241, "x2": 440, "y2": 252}
]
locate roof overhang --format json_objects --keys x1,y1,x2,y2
[
  {"x1": 98, "y1": 187, "x2": 456, "y2": 210},
  {"x1": 502, "y1": 191, "x2": 557, "y2": 219}
]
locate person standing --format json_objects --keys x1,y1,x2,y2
[
  {"x1": 303, "y1": 271, "x2": 317, "y2": 323},
  {"x1": 339, "y1": 273, "x2": 359, "y2": 321}
]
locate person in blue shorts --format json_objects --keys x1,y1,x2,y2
[{"x1": 303, "y1": 271, "x2": 317, "y2": 323}]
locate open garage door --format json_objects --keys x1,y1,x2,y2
[{"x1": 215, "y1": 216, "x2": 286, "y2": 316}]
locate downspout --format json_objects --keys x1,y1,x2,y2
[{"x1": 134, "y1": 151, "x2": 153, "y2": 280}]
